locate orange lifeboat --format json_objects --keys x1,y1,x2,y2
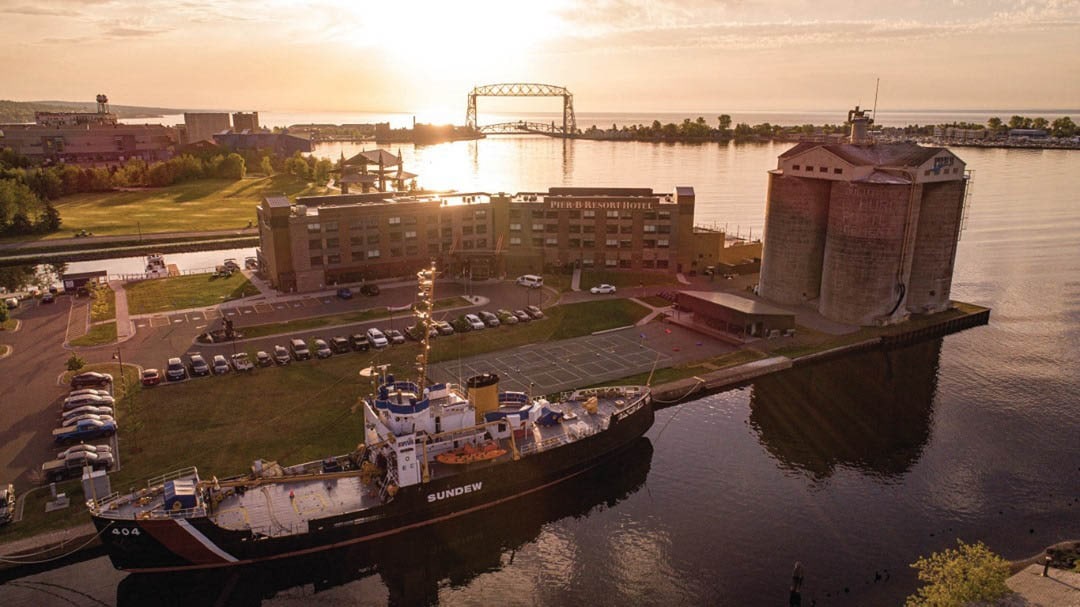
[{"x1": 435, "y1": 442, "x2": 507, "y2": 465}]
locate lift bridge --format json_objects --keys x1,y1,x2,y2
[{"x1": 466, "y1": 83, "x2": 576, "y2": 138}]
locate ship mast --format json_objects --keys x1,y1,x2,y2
[{"x1": 414, "y1": 261, "x2": 436, "y2": 390}]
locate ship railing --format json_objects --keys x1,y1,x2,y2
[
  {"x1": 568, "y1": 386, "x2": 643, "y2": 401},
  {"x1": 518, "y1": 435, "x2": 566, "y2": 456},
  {"x1": 146, "y1": 466, "x2": 199, "y2": 489}
]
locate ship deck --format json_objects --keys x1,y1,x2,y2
[{"x1": 93, "y1": 388, "x2": 647, "y2": 537}]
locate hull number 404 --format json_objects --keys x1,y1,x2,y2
[{"x1": 112, "y1": 527, "x2": 141, "y2": 536}]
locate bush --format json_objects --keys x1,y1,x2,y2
[
  {"x1": 907, "y1": 540, "x2": 1011, "y2": 607},
  {"x1": 66, "y1": 353, "x2": 85, "y2": 371}
]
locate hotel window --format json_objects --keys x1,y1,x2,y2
[
  {"x1": 350, "y1": 220, "x2": 364, "y2": 231},
  {"x1": 532, "y1": 210, "x2": 544, "y2": 219},
  {"x1": 605, "y1": 258, "x2": 618, "y2": 267},
  {"x1": 532, "y1": 223, "x2": 544, "y2": 231},
  {"x1": 390, "y1": 232, "x2": 402, "y2": 242},
  {"x1": 583, "y1": 258, "x2": 594, "y2": 267},
  {"x1": 569, "y1": 238, "x2": 581, "y2": 248},
  {"x1": 657, "y1": 260, "x2": 669, "y2": 269},
  {"x1": 620, "y1": 239, "x2": 632, "y2": 249},
  {"x1": 307, "y1": 223, "x2": 321, "y2": 233},
  {"x1": 546, "y1": 211, "x2": 558, "y2": 219},
  {"x1": 476, "y1": 238, "x2": 487, "y2": 248},
  {"x1": 509, "y1": 237, "x2": 522, "y2": 245},
  {"x1": 658, "y1": 225, "x2": 671, "y2": 234},
  {"x1": 476, "y1": 225, "x2": 487, "y2": 234},
  {"x1": 545, "y1": 237, "x2": 558, "y2": 246},
  {"x1": 309, "y1": 239, "x2": 322, "y2": 250},
  {"x1": 391, "y1": 248, "x2": 402, "y2": 257},
  {"x1": 510, "y1": 209, "x2": 522, "y2": 219},
  {"x1": 644, "y1": 240, "x2": 656, "y2": 249},
  {"x1": 583, "y1": 240, "x2": 595, "y2": 248},
  {"x1": 546, "y1": 224, "x2": 558, "y2": 233},
  {"x1": 474, "y1": 209, "x2": 487, "y2": 219},
  {"x1": 619, "y1": 259, "x2": 632, "y2": 268},
  {"x1": 352, "y1": 251, "x2": 365, "y2": 262},
  {"x1": 568, "y1": 224, "x2": 581, "y2": 233},
  {"x1": 404, "y1": 231, "x2": 417, "y2": 239},
  {"x1": 583, "y1": 210, "x2": 595, "y2": 218},
  {"x1": 606, "y1": 238, "x2": 618, "y2": 247},
  {"x1": 532, "y1": 237, "x2": 544, "y2": 247},
  {"x1": 427, "y1": 228, "x2": 438, "y2": 238},
  {"x1": 569, "y1": 210, "x2": 581, "y2": 219},
  {"x1": 404, "y1": 216, "x2": 417, "y2": 225},
  {"x1": 350, "y1": 236, "x2": 363, "y2": 246},
  {"x1": 606, "y1": 210, "x2": 619, "y2": 218},
  {"x1": 428, "y1": 244, "x2": 439, "y2": 254},
  {"x1": 583, "y1": 225, "x2": 595, "y2": 234},
  {"x1": 462, "y1": 241, "x2": 473, "y2": 250},
  {"x1": 388, "y1": 216, "x2": 401, "y2": 225},
  {"x1": 327, "y1": 254, "x2": 341, "y2": 265},
  {"x1": 364, "y1": 216, "x2": 379, "y2": 228},
  {"x1": 644, "y1": 211, "x2": 657, "y2": 220},
  {"x1": 658, "y1": 239, "x2": 670, "y2": 248},
  {"x1": 310, "y1": 255, "x2": 323, "y2": 266},
  {"x1": 325, "y1": 237, "x2": 339, "y2": 249},
  {"x1": 606, "y1": 225, "x2": 618, "y2": 234},
  {"x1": 368, "y1": 249, "x2": 380, "y2": 259},
  {"x1": 658, "y1": 211, "x2": 671, "y2": 220},
  {"x1": 367, "y1": 234, "x2": 380, "y2": 244},
  {"x1": 406, "y1": 245, "x2": 419, "y2": 256},
  {"x1": 833, "y1": 168, "x2": 843, "y2": 175},
  {"x1": 442, "y1": 227, "x2": 452, "y2": 237},
  {"x1": 620, "y1": 225, "x2": 633, "y2": 234},
  {"x1": 510, "y1": 223, "x2": 522, "y2": 231},
  {"x1": 642, "y1": 260, "x2": 655, "y2": 269},
  {"x1": 462, "y1": 226, "x2": 474, "y2": 235},
  {"x1": 323, "y1": 221, "x2": 338, "y2": 232},
  {"x1": 621, "y1": 211, "x2": 634, "y2": 219},
  {"x1": 644, "y1": 224, "x2": 657, "y2": 233}
]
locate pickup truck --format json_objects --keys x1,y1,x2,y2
[
  {"x1": 231, "y1": 352, "x2": 255, "y2": 372},
  {"x1": 41, "y1": 450, "x2": 114, "y2": 482},
  {"x1": 53, "y1": 419, "x2": 117, "y2": 444}
]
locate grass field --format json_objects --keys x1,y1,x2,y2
[
  {"x1": 70, "y1": 321, "x2": 117, "y2": 347},
  {"x1": 125, "y1": 273, "x2": 259, "y2": 314},
  {"x1": 236, "y1": 297, "x2": 469, "y2": 340},
  {"x1": 16, "y1": 175, "x2": 330, "y2": 241},
  {"x1": 1, "y1": 318, "x2": 16, "y2": 331},
  {"x1": 90, "y1": 284, "x2": 116, "y2": 322}
]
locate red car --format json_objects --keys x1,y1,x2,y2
[{"x1": 141, "y1": 369, "x2": 162, "y2": 386}]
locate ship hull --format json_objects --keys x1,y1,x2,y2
[{"x1": 94, "y1": 393, "x2": 653, "y2": 572}]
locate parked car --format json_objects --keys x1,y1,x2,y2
[
  {"x1": 314, "y1": 339, "x2": 333, "y2": 359},
  {"x1": 513, "y1": 309, "x2": 531, "y2": 323},
  {"x1": 70, "y1": 372, "x2": 112, "y2": 389},
  {"x1": 360, "y1": 283, "x2": 380, "y2": 296},
  {"x1": 590, "y1": 284, "x2": 617, "y2": 294},
  {"x1": 336, "y1": 287, "x2": 353, "y2": 300},
  {"x1": 255, "y1": 351, "x2": 273, "y2": 367},
  {"x1": 63, "y1": 413, "x2": 116, "y2": 427},
  {"x1": 4, "y1": 297, "x2": 17, "y2": 309},
  {"x1": 223, "y1": 258, "x2": 240, "y2": 271},
  {"x1": 61, "y1": 394, "x2": 115, "y2": 411},
  {"x1": 231, "y1": 352, "x2": 254, "y2": 371},
  {"x1": 516, "y1": 274, "x2": 544, "y2": 289},
  {"x1": 67, "y1": 388, "x2": 111, "y2": 399},
  {"x1": 0, "y1": 484, "x2": 13, "y2": 526},
  {"x1": 290, "y1": 338, "x2": 311, "y2": 360},
  {"x1": 61, "y1": 405, "x2": 114, "y2": 424},
  {"x1": 41, "y1": 293, "x2": 55, "y2": 304},
  {"x1": 479, "y1": 311, "x2": 501, "y2": 328},
  {"x1": 366, "y1": 328, "x2": 389, "y2": 348},
  {"x1": 350, "y1": 334, "x2": 371, "y2": 352},
  {"x1": 42, "y1": 450, "x2": 114, "y2": 481},
  {"x1": 189, "y1": 354, "x2": 210, "y2": 377},
  {"x1": 464, "y1": 314, "x2": 486, "y2": 331},
  {"x1": 385, "y1": 329, "x2": 406, "y2": 345},
  {"x1": 497, "y1": 309, "x2": 519, "y2": 324},
  {"x1": 435, "y1": 320, "x2": 454, "y2": 335},
  {"x1": 56, "y1": 444, "x2": 112, "y2": 459},
  {"x1": 141, "y1": 369, "x2": 162, "y2": 386},
  {"x1": 212, "y1": 355, "x2": 230, "y2": 375},
  {"x1": 330, "y1": 336, "x2": 351, "y2": 353},
  {"x1": 165, "y1": 357, "x2": 187, "y2": 381},
  {"x1": 526, "y1": 305, "x2": 544, "y2": 319},
  {"x1": 53, "y1": 418, "x2": 117, "y2": 444}
]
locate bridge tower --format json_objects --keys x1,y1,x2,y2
[{"x1": 466, "y1": 83, "x2": 576, "y2": 138}]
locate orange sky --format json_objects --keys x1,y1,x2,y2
[{"x1": 2, "y1": 0, "x2": 1078, "y2": 113}]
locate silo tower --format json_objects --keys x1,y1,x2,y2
[{"x1": 96, "y1": 94, "x2": 109, "y2": 114}]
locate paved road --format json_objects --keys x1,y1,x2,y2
[{"x1": 0, "y1": 226, "x2": 259, "y2": 253}]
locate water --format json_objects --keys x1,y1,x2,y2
[{"x1": 3, "y1": 140, "x2": 1079, "y2": 606}]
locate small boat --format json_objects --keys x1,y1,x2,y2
[
  {"x1": 145, "y1": 254, "x2": 168, "y2": 278},
  {"x1": 435, "y1": 442, "x2": 507, "y2": 465}
]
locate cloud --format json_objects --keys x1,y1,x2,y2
[
  {"x1": 101, "y1": 24, "x2": 169, "y2": 38},
  {"x1": 0, "y1": 5, "x2": 79, "y2": 16}
]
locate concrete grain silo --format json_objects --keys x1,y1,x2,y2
[
  {"x1": 757, "y1": 174, "x2": 832, "y2": 304},
  {"x1": 758, "y1": 108, "x2": 968, "y2": 326}
]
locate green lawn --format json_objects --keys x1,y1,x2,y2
[
  {"x1": 90, "y1": 284, "x2": 116, "y2": 322},
  {"x1": 126, "y1": 272, "x2": 259, "y2": 314},
  {"x1": 1, "y1": 318, "x2": 16, "y2": 331},
  {"x1": 0, "y1": 482, "x2": 89, "y2": 543},
  {"x1": 70, "y1": 322, "x2": 117, "y2": 347},
  {"x1": 16, "y1": 175, "x2": 330, "y2": 241}
]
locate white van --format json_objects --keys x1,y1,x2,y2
[
  {"x1": 4, "y1": 297, "x2": 17, "y2": 309},
  {"x1": 515, "y1": 275, "x2": 543, "y2": 289}
]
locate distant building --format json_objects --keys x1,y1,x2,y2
[
  {"x1": 232, "y1": 112, "x2": 260, "y2": 133},
  {"x1": 1008, "y1": 128, "x2": 1048, "y2": 139},
  {"x1": 212, "y1": 131, "x2": 312, "y2": 155},
  {"x1": 256, "y1": 185, "x2": 752, "y2": 293},
  {"x1": 758, "y1": 108, "x2": 969, "y2": 326},
  {"x1": 183, "y1": 112, "x2": 231, "y2": 144},
  {"x1": 0, "y1": 123, "x2": 177, "y2": 165}
]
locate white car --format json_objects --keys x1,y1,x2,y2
[
  {"x1": 367, "y1": 328, "x2": 389, "y2": 348},
  {"x1": 61, "y1": 405, "x2": 114, "y2": 424},
  {"x1": 464, "y1": 314, "x2": 486, "y2": 331},
  {"x1": 61, "y1": 393, "x2": 115, "y2": 411},
  {"x1": 590, "y1": 284, "x2": 617, "y2": 294},
  {"x1": 212, "y1": 354, "x2": 230, "y2": 375}
]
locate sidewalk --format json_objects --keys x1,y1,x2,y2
[
  {"x1": 1001, "y1": 564, "x2": 1080, "y2": 606},
  {"x1": 109, "y1": 280, "x2": 131, "y2": 339}
]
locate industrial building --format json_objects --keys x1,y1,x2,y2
[
  {"x1": 183, "y1": 112, "x2": 231, "y2": 143},
  {"x1": 674, "y1": 291, "x2": 795, "y2": 340},
  {"x1": 212, "y1": 131, "x2": 312, "y2": 155},
  {"x1": 0, "y1": 96, "x2": 177, "y2": 165},
  {"x1": 758, "y1": 108, "x2": 969, "y2": 326},
  {"x1": 256, "y1": 176, "x2": 756, "y2": 293},
  {"x1": 231, "y1": 112, "x2": 260, "y2": 132}
]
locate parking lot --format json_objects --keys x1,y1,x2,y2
[{"x1": 133, "y1": 295, "x2": 339, "y2": 330}]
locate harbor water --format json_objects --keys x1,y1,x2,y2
[{"x1": 2, "y1": 136, "x2": 1079, "y2": 606}]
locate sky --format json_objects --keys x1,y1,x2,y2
[{"x1": 1, "y1": 0, "x2": 1078, "y2": 115}]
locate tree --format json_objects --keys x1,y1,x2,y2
[
  {"x1": 38, "y1": 202, "x2": 61, "y2": 233},
  {"x1": 986, "y1": 116, "x2": 1003, "y2": 132},
  {"x1": 1051, "y1": 116, "x2": 1077, "y2": 138},
  {"x1": 906, "y1": 540, "x2": 1011, "y2": 607},
  {"x1": 66, "y1": 353, "x2": 85, "y2": 372},
  {"x1": 1007, "y1": 115, "x2": 1026, "y2": 130},
  {"x1": 717, "y1": 114, "x2": 732, "y2": 132},
  {"x1": 220, "y1": 153, "x2": 246, "y2": 180},
  {"x1": 1031, "y1": 117, "x2": 1049, "y2": 130},
  {"x1": 260, "y1": 155, "x2": 273, "y2": 176},
  {"x1": 0, "y1": 265, "x2": 36, "y2": 292},
  {"x1": 0, "y1": 304, "x2": 8, "y2": 326},
  {"x1": 313, "y1": 158, "x2": 332, "y2": 185}
]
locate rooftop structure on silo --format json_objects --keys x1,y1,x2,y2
[{"x1": 757, "y1": 108, "x2": 971, "y2": 326}]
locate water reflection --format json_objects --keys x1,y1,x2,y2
[
  {"x1": 750, "y1": 339, "x2": 942, "y2": 480},
  {"x1": 115, "y1": 439, "x2": 653, "y2": 606}
]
